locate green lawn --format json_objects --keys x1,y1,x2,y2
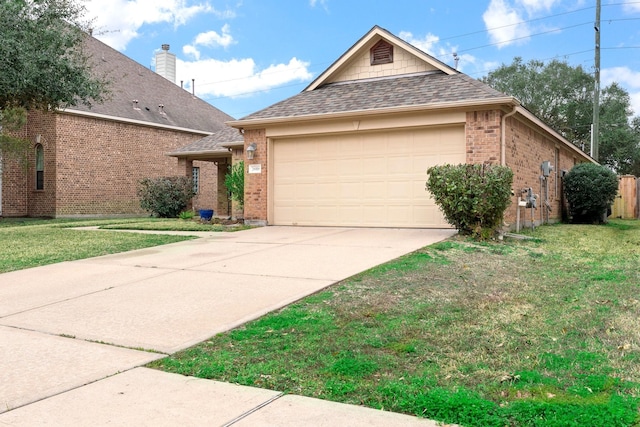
[
  {"x1": 0, "y1": 217, "x2": 204, "y2": 273},
  {"x1": 150, "y1": 220, "x2": 640, "y2": 427}
]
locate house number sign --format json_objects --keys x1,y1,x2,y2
[{"x1": 248, "y1": 164, "x2": 262, "y2": 174}]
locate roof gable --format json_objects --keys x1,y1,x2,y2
[{"x1": 305, "y1": 25, "x2": 457, "y2": 91}]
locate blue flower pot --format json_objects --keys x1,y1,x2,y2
[{"x1": 199, "y1": 209, "x2": 214, "y2": 221}]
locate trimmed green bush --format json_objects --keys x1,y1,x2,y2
[
  {"x1": 137, "y1": 176, "x2": 195, "y2": 218},
  {"x1": 426, "y1": 164, "x2": 513, "y2": 238},
  {"x1": 563, "y1": 163, "x2": 618, "y2": 224},
  {"x1": 224, "y1": 161, "x2": 245, "y2": 208}
]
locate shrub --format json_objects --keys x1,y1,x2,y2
[
  {"x1": 137, "y1": 176, "x2": 195, "y2": 218},
  {"x1": 224, "y1": 161, "x2": 245, "y2": 208},
  {"x1": 563, "y1": 163, "x2": 618, "y2": 224},
  {"x1": 426, "y1": 164, "x2": 513, "y2": 239}
]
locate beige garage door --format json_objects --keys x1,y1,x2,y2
[{"x1": 272, "y1": 126, "x2": 465, "y2": 228}]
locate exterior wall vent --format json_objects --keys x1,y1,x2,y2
[{"x1": 370, "y1": 40, "x2": 393, "y2": 65}]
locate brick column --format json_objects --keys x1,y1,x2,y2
[{"x1": 243, "y1": 129, "x2": 267, "y2": 225}]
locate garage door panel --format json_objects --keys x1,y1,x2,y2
[{"x1": 272, "y1": 126, "x2": 464, "y2": 228}]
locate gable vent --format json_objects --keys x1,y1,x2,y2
[{"x1": 370, "y1": 40, "x2": 393, "y2": 65}]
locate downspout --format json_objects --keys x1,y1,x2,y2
[
  {"x1": 501, "y1": 105, "x2": 518, "y2": 166},
  {"x1": 501, "y1": 104, "x2": 518, "y2": 235}
]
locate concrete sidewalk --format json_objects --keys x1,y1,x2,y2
[{"x1": 0, "y1": 226, "x2": 455, "y2": 426}]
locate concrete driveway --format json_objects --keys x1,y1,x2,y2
[{"x1": 0, "y1": 226, "x2": 455, "y2": 426}]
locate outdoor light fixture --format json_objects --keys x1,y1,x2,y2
[{"x1": 246, "y1": 142, "x2": 257, "y2": 160}]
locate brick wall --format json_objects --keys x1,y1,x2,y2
[
  {"x1": 466, "y1": 110, "x2": 501, "y2": 164},
  {"x1": 2, "y1": 110, "x2": 219, "y2": 217},
  {"x1": 504, "y1": 115, "x2": 582, "y2": 226},
  {"x1": 243, "y1": 129, "x2": 267, "y2": 224},
  {"x1": 1, "y1": 111, "x2": 57, "y2": 217},
  {"x1": 466, "y1": 109, "x2": 588, "y2": 227}
]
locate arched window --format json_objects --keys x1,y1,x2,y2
[{"x1": 35, "y1": 144, "x2": 44, "y2": 190}]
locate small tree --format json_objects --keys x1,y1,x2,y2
[
  {"x1": 1, "y1": 0, "x2": 109, "y2": 158},
  {"x1": 426, "y1": 164, "x2": 513, "y2": 239},
  {"x1": 563, "y1": 163, "x2": 618, "y2": 224},
  {"x1": 137, "y1": 176, "x2": 195, "y2": 218},
  {"x1": 224, "y1": 161, "x2": 245, "y2": 209}
]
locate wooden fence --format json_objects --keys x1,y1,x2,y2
[{"x1": 610, "y1": 175, "x2": 639, "y2": 219}]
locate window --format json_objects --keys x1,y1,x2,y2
[
  {"x1": 35, "y1": 144, "x2": 44, "y2": 190},
  {"x1": 192, "y1": 166, "x2": 200, "y2": 194},
  {"x1": 370, "y1": 40, "x2": 393, "y2": 65}
]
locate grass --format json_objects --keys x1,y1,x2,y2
[
  {"x1": 150, "y1": 219, "x2": 640, "y2": 426},
  {"x1": 0, "y1": 217, "x2": 243, "y2": 273}
]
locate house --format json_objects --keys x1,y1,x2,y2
[
  {"x1": 217, "y1": 26, "x2": 593, "y2": 228},
  {"x1": 0, "y1": 35, "x2": 240, "y2": 218}
]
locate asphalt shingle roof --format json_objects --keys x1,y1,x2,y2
[
  {"x1": 241, "y1": 71, "x2": 509, "y2": 121},
  {"x1": 169, "y1": 126, "x2": 243, "y2": 155},
  {"x1": 68, "y1": 35, "x2": 233, "y2": 133}
]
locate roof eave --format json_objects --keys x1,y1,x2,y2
[
  {"x1": 61, "y1": 108, "x2": 213, "y2": 136},
  {"x1": 166, "y1": 149, "x2": 231, "y2": 159},
  {"x1": 221, "y1": 141, "x2": 244, "y2": 149},
  {"x1": 514, "y1": 106, "x2": 596, "y2": 163},
  {"x1": 227, "y1": 97, "x2": 519, "y2": 129}
]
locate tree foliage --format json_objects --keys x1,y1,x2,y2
[
  {"x1": 563, "y1": 163, "x2": 619, "y2": 224},
  {"x1": 426, "y1": 164, "x2": 513, "y2": 239},
  {"x1": 481, "y1": 58, "x2": 640, "y2": 174},
  {"x1": 0, "y1": 0, "x2": 109, "y2": 158}
]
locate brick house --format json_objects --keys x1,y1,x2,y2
[
  {"x1": 218, "y1": 26, "x2": 594, "y2": 228},
  {"x1": 0, "y1": 35, "x2": 239, "y2": 218}
]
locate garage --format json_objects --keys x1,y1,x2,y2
[{"x1": 271, "y1": 125, "x2": 465, "y2": 228}]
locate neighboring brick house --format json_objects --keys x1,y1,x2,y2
[
  {"x1": 0, "y1": 35, "x2": 238, "y2": 218},
  {"x1": 220, "y1": 26, "x2": 594, "y2": 228}
]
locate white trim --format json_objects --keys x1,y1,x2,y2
[{"x1": 59, "y1": 109, "x2": 213, "y2": 136}]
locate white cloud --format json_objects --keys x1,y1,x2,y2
[
  {"x1": 517, "y1": 0, "x2": 559, "y2": 14},
  {"x1": 182, "y1": 44, "x2": 201, "y2": 60},
  {"x1": 602, "y1": 66, "x2": 640, "y2": 116},
  {"x1": 630, "y1": 92, "x2": 640, "y2": 117},
  {"x1": 398, "y1": 31, "x2": 440, "y2": 55},
  {"x1": 183, "y1": 24, "x2": 235, "y2": 59},
  {"x1": 399, "y1": 31, "x2": 481, "y2": 73},
  {"x1": 483, "y1": 0, "x2": 531, "y2": 48},
  {"x1": 194, "y1": 24, "x2": 234, "y2": 48},
  {"x1": 177, "y1": 57, "x2": 313, "y2": 99},
  {"x1": 602, "y1": 67, "x2": 640, "y2": 89},
  {"x1": 86, "y1": 0, "x2": 233, "y2": 51},
  {"x1": 622, "y1": 0, "x2": 640, "y2": 13},
  {"x1": 309, "y1": 0, "x2": 328, "y2": 8}
]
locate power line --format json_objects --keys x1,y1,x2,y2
[{"x1": 190, "y1": 2, "x2": 640, "y2": 104}]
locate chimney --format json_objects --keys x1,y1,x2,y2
[{"x1": 155, "y1": 44, "x2": 176, "y2": 84}]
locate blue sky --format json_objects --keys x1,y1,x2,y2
[{"x1": 85, "y1": 0, "x2": 640, "y2": 120}]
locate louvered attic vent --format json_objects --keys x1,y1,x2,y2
[{"x1": 370, "y1": 40, "x2": 393, "y2": 65}]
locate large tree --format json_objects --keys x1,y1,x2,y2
[
  {"x1": 481, "y1": 57, "x2": 640, "y2": 174},
  {"x1": 0, "y1": 0, "x2": 108, "y2": 156}
]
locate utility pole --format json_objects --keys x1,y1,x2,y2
[{"x1": 592, "y1": 0, "x2": 601, "y2": 161}]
